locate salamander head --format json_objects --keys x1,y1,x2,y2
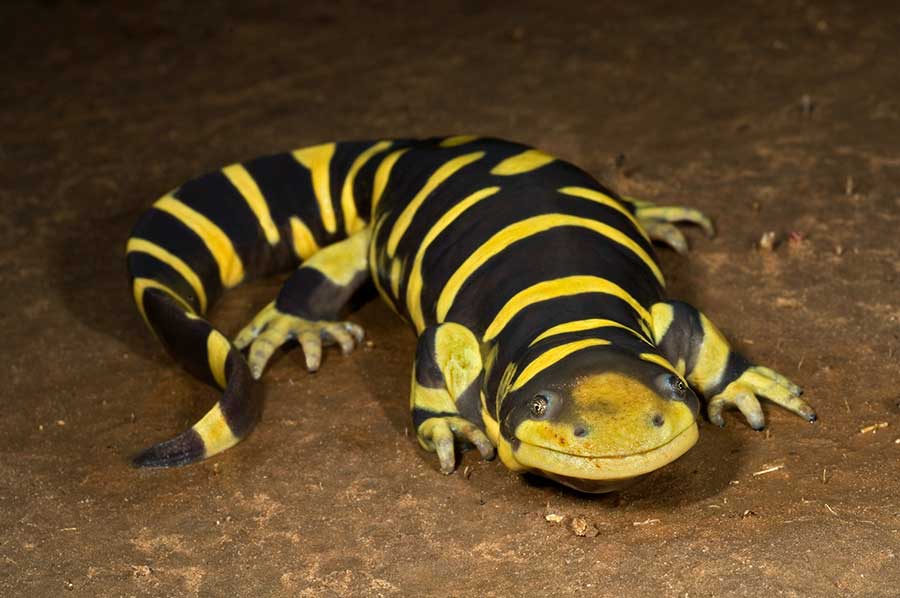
[{"x1": 495, "y1": 348, "x2": 700, "y2": 493}]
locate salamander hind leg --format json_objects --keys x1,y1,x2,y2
[
  {"x1": 234, "y1": 227, "x2": 371, "y2": 379},
  {"x1": 412, "y1": 323, "x2": 495, "y2": 474},
  {"x1": 625, "y1": 196, "x2": 716, "y2": 254},
  {"x1": 235, "y1": 303, "x2": 364, "y2": 377}
]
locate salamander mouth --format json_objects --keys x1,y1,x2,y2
[{"x1": 513, "y1": 421, "x2": 699, "y2": 490}]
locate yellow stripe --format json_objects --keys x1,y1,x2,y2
[
  {"x1": 289, "y1": 216, "x2": 319, "y2": 260},
  {"x1": 406, "y1": 186, "x2": 500, "y2": 331},
  {"x1": 222, "y1": 164, "x2": 280, "y2": 245},
  {"x1": 371, "y1": 148, "x2": 410, "y2": 216},
  {"x1": 436, "y1": 214, "x2": 663, "y2": 321},
  {"x1": 690, "y1": 314, "x2": 731, "y2": 391},
  {"x1": 341, "y1": 141, "x2": 392, "y2": 235},
  {"x1": 440, "y1": 135, "x2": 478, "y2": 148},
  {"x1": 490, "y1": 149, "x2": 554, "y2": 176},
  {"x1": 153, "y1": 194, "x2": 244, "y2": 288},
  {"x1": 482, "y1": 276, "x2": 652, "y2": 342},
  {"x1": 650, "y1": 302, "x2": 675, "y2": 344},
  {"x1": 639, "y1": 352, "x2": 681, "y2": 376},
  {"x1": 132, "y1": 277, "x2": 194, "y2": 328},
  {"x1": 411, "y1": 381, "x2": 456, "y2": 414},
  {"x1": 433, "y1": 322, "x2": 483, "y2": 398},
  {"x1": 511, "y1": 339, "x2": 611, "y2": 391},
  {"x1": 206, "y1": 330, "x2": 231, "y2": 389},
  {"x1": 127, "y1": 238, "x2": 208, "y2": 313},
  {"x1": 390, "y1": 259, "x2": 403, "y2": 298},
  {"x1": 559, "y1": 186, "x2": 651, "y2": 244},
  {"x1": 529, "y1": 318, "x2": 648, "y2": 346},
  {"x1": 292, "y1": 143, "x2": 337, "y2": 234},
  {"x1": 192, "y1": 403, "x2": 239, "y2": 458},
  {"x1": 386, "y1": 152, "x2": 485, "y2": 256},
  {"x1": 305, "y1": 226, "x2": 370, "y2": 286}
]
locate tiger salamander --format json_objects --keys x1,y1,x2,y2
[{"x1": 126, "y1": 136, "x2": 814, "y2": 492}]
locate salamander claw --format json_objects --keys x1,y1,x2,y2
[
  {"x1": 234, "y1": 301, "x2": 364, "y2": 378},
  {"x1": 707, "y1": 365, "x2": 815, "y2": 429},
  {"x1": 417, "y1": 416, "x2": 495, "y2": 474},
  {"x1": 642, "y1": 220, "x2": 689, "y2": 254}
]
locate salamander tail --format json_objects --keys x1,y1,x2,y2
[{"x1": 130, "y1": 286, "x2": 262, "y2": 467}]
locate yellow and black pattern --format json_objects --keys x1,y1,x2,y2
[
  {"x1": 127, "y1": 139, "x2": 405, "y2": 466},
  {"x1": 127, "y1": 135, "x2": 813, "y2": 489}
]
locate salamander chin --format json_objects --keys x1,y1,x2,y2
[{"x1": 514, "y1": 421, "x2": 698, "y2": 493}]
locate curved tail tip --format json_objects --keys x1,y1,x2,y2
[{"x1": 131, "y1": 430, "x2": 206, "y2": 468}]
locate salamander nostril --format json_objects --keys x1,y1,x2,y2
[
  {"x1": 573, "y1": 425, "x2": 588, "y2": 438},
  {"x1": 651, "y1": 413, "x2": 665, "y2": 427}
]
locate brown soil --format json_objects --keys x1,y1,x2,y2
[{"x1": 2, "y1": 1, "x2": 899, "y2": 596}]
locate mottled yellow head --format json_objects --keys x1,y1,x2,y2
[{"x1": 494, "y1": 348, "x2": 699, "y2": 492}]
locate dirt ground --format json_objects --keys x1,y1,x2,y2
[{"x1": 2, "y1": 1, "x2": 899, "y2": 596}]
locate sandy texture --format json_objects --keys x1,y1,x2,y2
[{"x1": 2, "y1": 1, "x2": 899, "y2": 596}]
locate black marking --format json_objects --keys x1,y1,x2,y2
[
  {"x1": 275, "y1": 264, "x2": 367, "y2": 321},
  {"x1": 414, "y1": 327, "x2": 445, "y2": 389},
  {"x1": 455, "y1": 377, "x2": 485, "y2": 429},
  {"x1": 132, "y1": 428, "x2": 205, "y2": 468},
  {"x1": 412, "y1": 407, "x2": 459, "y2": 429},
  {"x1": 218, "y1": 348, "x2": 262, "y2": 438},
  {"x1": 141, "y1": 289, "x2": 219, "y2": 387},
  {"x1": 657, "y1": 301, "x2": 705, "y2": 376}
]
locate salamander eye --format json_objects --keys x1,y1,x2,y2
[
  {"x1": 530, "y1": 394, "x2": 549, "y2": 418},
  {"x1": 669, "y1": 375, "x2": 687, "y2": 397}
]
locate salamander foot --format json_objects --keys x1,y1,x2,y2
[
  {"x1": 627, "y1": 197, "x2": 716, "y2": 254},
  {"x1": 234, "y1": 301, "x2": 364, "y2": 378},
  {"x1": 708, "y1": 365, "x2": 815, "y2": 430},
  {"x1": 417, "y1": 416, "x2": 495, "y2": 474}
]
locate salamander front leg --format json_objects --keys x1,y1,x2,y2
[
  {"x1": 411, "y1": 323, "x2": 495, "y2": 473},
  {"x1": 234, "y1": 227, "x2": 371, "y2": 379},
  {"x1": 625, "y1": 196, "x2": 716, "y2": 254},
  {"x1": 706, "y1": 366, "x2": 812, "y2": 429},
  {"x1": 651, "y1": 301, "x2": 816, "y2": 429}
]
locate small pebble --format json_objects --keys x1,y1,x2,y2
[
  {"x1": 569, "y1": 516, "x2": 599, "y2": 537},
  {"x1": 758, "y1": 231, "x2": 777, "y2": 251},
  {"x1": 800, "y1": 94, "x2": 815, "y2": 117},
  {"x1": 545, "y1": 513, "x2": 564, "y2": 523}
]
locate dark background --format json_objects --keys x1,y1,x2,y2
[{"x1": 2, "y1": 1, "x2": 899, "y2": 595}]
